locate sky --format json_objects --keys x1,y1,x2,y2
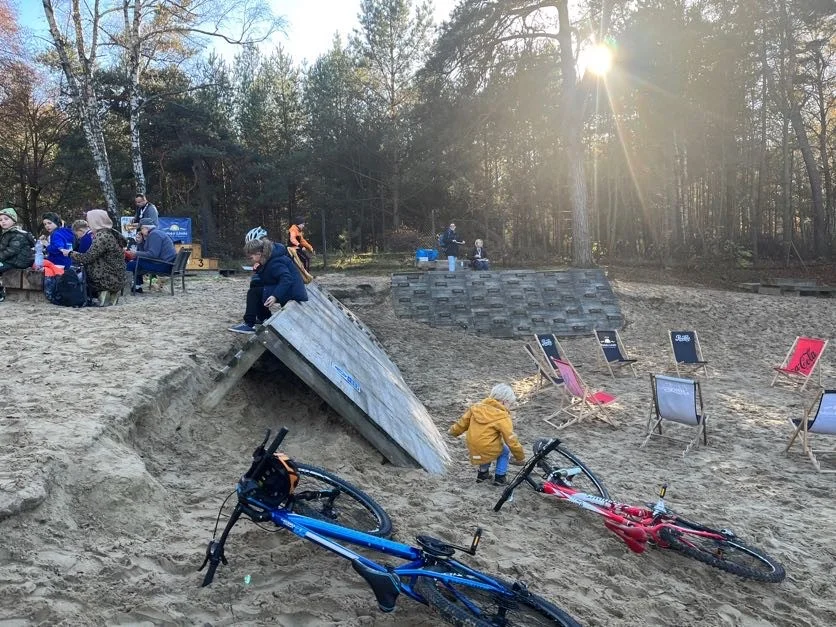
[{"x1": 17, "y1": 0, "x2": 460, "y2": 65}]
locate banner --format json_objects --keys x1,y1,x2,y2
[{"x1": 120, "y1": 216, "x2": 193, "y2": 243}]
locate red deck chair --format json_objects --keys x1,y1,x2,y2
[
  {"x1": 544, "y1": 359, "x2": 617, "y2": 430},
  {"x1": 771, "y1": 336, "x2": 828, "y2": 392}
]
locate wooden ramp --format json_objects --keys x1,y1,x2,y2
[{"x1": 203, "y1": 283, "x2": 450, "y2": 474}]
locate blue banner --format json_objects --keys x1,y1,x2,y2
[{"x1": 158, "y1": 217, "x2": 192, "y2": 243}]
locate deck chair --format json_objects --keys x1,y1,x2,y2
[
  {"x1": 642, "y1": 374, "x2": 707, "y2": 457},
  {"x1": 786, "y1": 389, "x2": 836, "y2": 473},
  {"x1": 524, "y1": 342, "x2": 563, "y2": 392},
  {"x1": 669, "y1": 330, "x2": 709, "y2": 377},
  {"x1": 544, "y1": 359, "x2": 617, "y2": 430},
  {"x1": 771, "y1": 336, "x2": 828, "y2": 392},
  {"x1": 595, "y1": 329, "x2": 638, "y2": 378}
]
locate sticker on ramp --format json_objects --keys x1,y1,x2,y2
[{"x1": 333, "y1": 364, "x2": 361, "y2": 393}]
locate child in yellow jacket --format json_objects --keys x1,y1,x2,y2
[{"x1": 449, "y1": 384, "x2": 525, "y2": 485}]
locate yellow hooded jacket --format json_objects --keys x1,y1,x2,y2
[{"x1": 449, "y1": 398, "x2": 525, "y2": 465}]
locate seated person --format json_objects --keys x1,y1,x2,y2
[
  {"x1": 42, "y1": 212, "x2": 74, "y2": 267},
  {"x1": 72, "y1": 219, "x2": 93, "y2": 253},
  {"x1": 0, "y1": 208, "x2": 36, "y2": 302},
  {"x1": 125, "y1": 218, "x2": 176, "y2": 293},
  {"x1": 229, "y1": 238, "x2": 308, "y2": 334},
  {"x1": 470, "y1": 239, "x2": 490, "y2": 270},
  {"x1": 67, "y1": 210, "x2": 127, "y2": 304},
  {"x1": 288, "y1": 217, "x2": 314, "y2": 272}
]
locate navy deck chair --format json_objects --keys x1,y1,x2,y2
[
  {"x1": 786, "y1": 389, "x2": 836, "y2": 473},
  {"x1": 669, "y1": 330, "x2": 709, "y2": 377},
  {"x1": 594, "y1": 329, "x2": 638, "y2": 378}
]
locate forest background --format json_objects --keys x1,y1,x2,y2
[{"x1": 1, "y1": 0, "x2": 835, "y2": 269}]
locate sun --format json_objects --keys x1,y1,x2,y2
[{"x1": 581, "y1": 43, "x2": 614, "y2": 76}]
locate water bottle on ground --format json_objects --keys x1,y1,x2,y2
[{"x1": 34, "y1": 241, "x2": 44, "y2": 269}]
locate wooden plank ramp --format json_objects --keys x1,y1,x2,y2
[{"x1": 203, "y1": 283, "x2": 450, "y2": 474}]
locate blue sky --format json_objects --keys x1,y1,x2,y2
[{"x1": 18, "y1": 0, "x2": 459, "y2": 65}]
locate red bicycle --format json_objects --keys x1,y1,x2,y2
[{"x1": 494, "y1": 439, "x2": 785, "y2": 583}]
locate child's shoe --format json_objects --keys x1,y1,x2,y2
[
  {"x1": 493, "y1": 474, "x2": 507, "y2": 486},
  {"x1": 476, "y1": 470, "x2": 491, "y2": 483}
]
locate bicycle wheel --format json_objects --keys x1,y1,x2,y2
[
  {"x1": 659, "y1": 520, "x2": 785, "y2": 583},
  {"x1": 414, "y1": 564, "x2": 581, "y2": 627},
  {"x1": 533, "y1": 439, "x2": 609, "y2": 500},
  {"x1": 290, "y1": 463, "x2": 393, "y2": 537}
]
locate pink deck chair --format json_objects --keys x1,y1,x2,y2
[
  {"x1": 771, "y1": 336, "x2": 828, "y2": 392},
  {"x1": 786, "y1": 389, "x2": 836, "y2": 473},
  {"x1": 544, "y1": 359, "x2": 617, "y2": 430}
]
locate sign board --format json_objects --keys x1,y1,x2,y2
[{"x1": 120, "y1": 216, "x2": 193, "y2": 243}]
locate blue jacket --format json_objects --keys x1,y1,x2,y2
[
  {"x1": 136, "y1": 228, "x2": 176, "y2": 263},
  {"x1": 258, "y1": 243, "x2": 308, "y2": 306},
  {"x1": 77, "y1": 231, "x2": 93, "y2": 253},
  {"x1": 46, "y1": 226, "x2": 74, "y2": 267}
]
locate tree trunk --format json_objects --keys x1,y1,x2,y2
[{"x1": 193, "y1": 157, "x2": 218, "y2": 255}]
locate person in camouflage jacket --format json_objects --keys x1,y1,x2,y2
[{"x1": 68, "y1": 209, "x2": 127, "y2": 295}]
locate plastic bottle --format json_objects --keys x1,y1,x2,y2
[{"x1": 34, "y1": 240, "x2": 44, "y2": 269}]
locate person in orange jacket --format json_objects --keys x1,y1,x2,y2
[
  {"x1": 288, "y1": 217, "x2": 314, "y2": 271},
  {"x1": 449, "y1": 384, "x2": 525, "y2": 485}
]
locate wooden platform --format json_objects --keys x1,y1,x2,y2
[
  {"x1": 175, "y1": 243, "x2": 219, "y2": 271},
  {"x1": 1, "y1": 269, "x2": 45, "y2": 301},
  {"x1": 739, "y1": 278, "x2": 836, "y2": 297},
  {"x1": 203, "y1": 283, "x2": 449, "y2": 474}
]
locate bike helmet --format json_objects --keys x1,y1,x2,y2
[{"x1": 245, "y1": 226, "x2": 268, "y2": 243}]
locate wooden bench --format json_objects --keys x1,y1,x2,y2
[{"x1": 1, "y1": 268, "x2": 45, "y2": 301}]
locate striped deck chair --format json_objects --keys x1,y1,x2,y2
[
  {"x1": 642, "y1": 374, "x2": 707, "y2": 457},
  {"x1": 786, "y1": 389, "x2": 836, "y2": 473},
  {"x1": 544, "y1": 359, "x2": 617, "y2": 430},
  {"x1": 595, "y1": 329, "x2": 638, "y2": 378},
  {"x1": 669, "y1": 330, "x2": 709, "y2": 377},
  {"x1": 771, "y1": 336, "x2": 827, "y2": 392},
  {"x1": 524, "y1": 342, "x2": 563, "y2": 393}
]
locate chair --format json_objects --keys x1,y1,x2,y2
[
  {"x1": 524, "y1": 342, "x2": 563, "y2": 392},
  {"x1": 771, "y1": 336, "x2": 828, "y2": 392},
  {"x1": 132, "y1": 249, "x2": 191, "y2": 296},
  {"x1": 544, "y1": 359, "x2": 617, "y2": 430},
  {"x1": 786, "y1": 389, "x2": 836, "y2": 473},
  {"x1": 669, "y1": 330, "x2": 709, "y2": 377},
  {"x1": 642, "y1": 374, "x2": 707, "y2": 456},
  {"x1": 594, "y1": 329, "x2": 638, "y2": 378}
]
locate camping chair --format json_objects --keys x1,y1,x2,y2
[
  {"x1": 132, "y1": 249, "x2": 191, "y2": 296},
  {"x1": 669, "y1": 330, "x2": 709, "y2": 377},
  {"x1": 786, "y1": 389, "x2": 836, "y2": 473},
  {"x1": 524, "y1": 342, "x2": 563, "y2": 393},
  {"x1": 594, "y1": 329, "x2": 638, "y2": 378},
  {"x1": 642, "y1": 374, "x2": 707, "y2": 457},
  {"x1": 771, "y1": 336, "x2": 828, "y2": 392},
  {"x1": 544, "y1": 359, "x2": 617, "y2": 430}
]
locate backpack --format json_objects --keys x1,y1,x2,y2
[
  {"x1": 437, "y1": 232, "x2": 448, "y2": 250},
  {"x1": 48, "y1": 266, "x2": 88, "y2": 307}
]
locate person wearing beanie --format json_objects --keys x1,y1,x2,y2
[
  {"x1": 449, "y1": 383, "x2": 525, "y2": 486},
  {"x1": 288, "y1": 216, "x2": 314, "y2": 272},
  {"x1": 125, "y1": 217, "x2": 176, "y2": 293},
  {"x1": 0, "y1": 208, "x2": 37, "y2": 302},
  {"x1": 68, "y1": 209, "x2": 128, "y2": 304},
  {"x1": 41, "y1": 212, "x2": 74, "y2": 267}
]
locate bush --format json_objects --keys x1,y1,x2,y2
[{"x1": 383, "y1": 227, "x2": 423, "y2": 252}]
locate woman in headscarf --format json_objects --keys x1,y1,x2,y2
[{"x1": 68, "y1": 209, "x2": 127, "y2": 305}]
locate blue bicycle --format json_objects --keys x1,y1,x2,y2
[{"x1": 200, "y1": 427, "x2": 582, "y2": 626}]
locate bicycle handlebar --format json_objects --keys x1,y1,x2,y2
[
  {"x1": 493, "y1": 438, "x2": 562, "y2": 512},
  {"x1": 245, "y1": 427, "x2": 289, "y2": 482}
]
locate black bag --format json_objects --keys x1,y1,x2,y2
[{"x1": 50, "y1": 266, "x2": 88, "y2": 307}]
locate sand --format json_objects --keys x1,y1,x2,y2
[{"x1": 0, "y1": 271, "x2": 834, "y2": 626}]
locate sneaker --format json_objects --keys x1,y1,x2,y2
[
  {"x1": 476, "y1": 470, "x2": 491, "y2": 483},
  {"x1": 493, "y1": 474, "x2": 507, "y2": 486},
  {"x1": 0, "y1": 285, "x2": 5, "y2": 302},
  {"x1": 228, "y1": 323, "x2": 256, "y2": 334}
]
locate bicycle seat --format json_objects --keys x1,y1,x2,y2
[{"x1": 416, "y1": 535, "x2": 455, "y2": 557}]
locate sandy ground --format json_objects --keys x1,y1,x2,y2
[{"x1": 1, "y1": 270, "x2": 834, "y2": 626}]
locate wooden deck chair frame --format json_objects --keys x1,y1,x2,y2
[
  {"x1": 642, "y1": 374, "x2": 707, "y2": 457},
  {"x1": 594, "y1": 329, "x2": 638, "y2": 378},
  {"x1": 770, "y1": 336, "x2": 828, "y2": 393},
  {"x1": 785, "y1": 389, "x2": 836, "y2": 473},
  {"x1": 669, "y1": 330, "x2": 709, "y2": 377},
  {"x1": 524, "y1": 341, "x2": 563, "y2": 394},
  {"x1": 544, "y1": 359, "x2": 617, "y2": 430}
]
